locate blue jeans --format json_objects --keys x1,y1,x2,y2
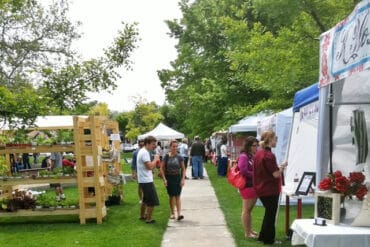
[
  {"x1": 191, "y1": 155, "x2": 204, "y2": 178},
  {"x1": 217, "y1": 157, "x2": 228, "y2": 176}
]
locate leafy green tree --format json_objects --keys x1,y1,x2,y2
[
  {"x1": 41, "y1": 22, "x2": 139, "y2": 112},
  {"x1": 159, "y1": 0, "x2": 358, "y2": 137},
  {"x1": 0, "y1": 0, "x2": 138, "y2": 126},
  {"x1": 124, "y1": 98, "x2": 164, "y2": 141}
]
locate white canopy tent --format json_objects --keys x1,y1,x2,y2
[
  {"x1": 138, "y1": 123, "x2": 184, "y2": 140},
  {"x1": 0, "y1": 115, "x2": 86, "y2": 130},
  {"x1": 257, "y1": 108, "x2": 293, "y2": 165},
  {"x1": 228, "y1": 113, "x2": 269, "y2": 133}
]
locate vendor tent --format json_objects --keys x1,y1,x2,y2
[
  {"x1": 0, "y1": 115, "x2": 86, "y2": 130},
  {"x1": 138, "y1": 123, "x2": 184, "y2": 140},
  {"x1": 317, "y1": 0, "x2": 370, "y2": 182},
  {"x1": 285, "y1": 83, "x2": 319, "y2": 190},
  {"x1": 257, "y1": 108, "x2": 293, "y2": 165},
  {"x1": 228, "y1": 113, "x2": 268, "y2": 133},
  {"x1": 228, "y1": 113, "x2": 269, "y2": 159}
]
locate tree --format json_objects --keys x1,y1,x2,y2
[
  {"x1": 88, "y1": 103, "x2": 110, "y2": 116},
  {"x1": 0, "y1": 0, "x2": 79, "y2": 88},
  {"x1": 0, "y1": 0, "x2": 138, "y2": 126},
  {"x1": 41, "y1": 22, "x2": 139, "y2": 112},
  {"x1": 159, "y1": 0, "x2": 358, "y2": 137},
  {"x1": 123, "y1": 98, "x2": 164, "y2": 141}
]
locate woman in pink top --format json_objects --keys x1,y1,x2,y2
[{"x1": 237, "y1": 136, "x2": 259, "y2": 238}]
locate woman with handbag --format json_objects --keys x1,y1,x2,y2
[{"x1": 237, "y1": 136, "x2": 259, "y2": 239}]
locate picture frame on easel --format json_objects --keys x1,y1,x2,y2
[{"x1": 295, "y1": 172, "x2": 315, "y2": 195}]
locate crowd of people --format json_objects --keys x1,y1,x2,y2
[{"x1": 131, "y1": 130, "x2": 287, "y2": 245}]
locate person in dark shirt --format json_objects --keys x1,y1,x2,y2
[
  {"x1": 253, "y1": 131, "x2": 287, "y2": 245},
  {"x1": 190, "y1": 136, "x2": 205, "y2": 179}
]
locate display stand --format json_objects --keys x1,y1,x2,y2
[{"x1": 0, "y1": 115, "x2": 121, "y2": 224}]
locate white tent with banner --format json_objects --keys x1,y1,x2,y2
[
  {"x1": 317, "y1": 0, "x2": 370, "y2": 185},
  {"x1": 138, "y1": 122, "x2": 184, "y2": 140},
  {"x1": 257, "y1": 108, "x2": 293, "y2": 165},
  {"x1": 284, "y1": 83, "x2": 319, "y2": 191}
]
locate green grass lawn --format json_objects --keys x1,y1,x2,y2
[
  {"x1": 0, "y1": 153, "x2": 314, "y2": 247},
  {"x1": 205, "y1": 161, "x2": 314, "y2": 247},
  {"x1": 0, "y1": 152, "x2": 169, "y2": 247}
]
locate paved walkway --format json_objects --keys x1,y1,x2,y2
[{"x1": 161, "y1": 167, "x2": 236, "y2": 247}]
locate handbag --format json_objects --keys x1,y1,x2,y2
[{"x1": 227, "y1": 164, "x2": 246, "y2": 189}]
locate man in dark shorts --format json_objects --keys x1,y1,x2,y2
[{"x1": 137, "y1": 135, "x2": 160, "y2": 224}]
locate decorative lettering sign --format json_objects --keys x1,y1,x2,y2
[{"x1": 320, "y1": 0, "x2": 370, "y2": 87}]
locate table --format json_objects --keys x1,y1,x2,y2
[
  {"x1": 283, "y1": 186, "x2": 314, "y2": 236},
  {"x1": 291, "y1": 219, "x2": 370, "y2": 247}
]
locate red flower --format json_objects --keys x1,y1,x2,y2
[
  {"x1": 319, "y1": 170, "x2": 368, "y2": 201},
  {"x1": 349, "y1": 172, "x2": 365, "y2": 184},
  {"x1": 355, "y1": 184, "x2": 368, "y2": 200},
  {"x1": 318, "y1": 177, "x2": 332, "y2": 190},
  {"x1": 334, "y1": 170, "x2": 342, "y2": 178},
  {"x1": 335, "y1": 176, "x2": 350, "y2": 193}
]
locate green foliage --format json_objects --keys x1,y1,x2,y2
[
  {"x1": 124, "y1": 100, "x2": 164, "y2": 140},
  {"x1": 159, "y1": 0, "x2": 358, "y2": 138},
  {"x1": 0, "y1": 156, "x2": 8, "y2": 176},
  {"x1": 0, "y1": 0, "x2": 138, "y2": 122}
]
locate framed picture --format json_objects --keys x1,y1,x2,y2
[
  {"x1": 295, "y1": 172, "x2": 316, "y2": 195},
  {"x1": 314, "y1": 191, "x2": 341, "y2": 225}
]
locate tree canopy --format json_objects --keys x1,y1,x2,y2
[
  {"x1": 0, "y1": 0, "x2": 138, "y2": 127},
  {"x1": 158, "y1": 0, "x2": 359, "y2": 138}
]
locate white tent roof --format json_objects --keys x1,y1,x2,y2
[
  {"x1": 0, "y1": 115, "x2": 87, "y2": 130},
  {"x1": 228, "y1": 113, "x2": 269, "y2": 133},
  {"x1": 138, "y1": 123, "x2": 184, "y2": 140}
]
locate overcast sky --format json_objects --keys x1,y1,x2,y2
[{"x1": 68, "y1": 0, "x2": 182, "y2": 112}]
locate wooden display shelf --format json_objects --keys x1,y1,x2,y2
[{"x1": 0, "y1": 208, "x2": 79, "y2": 217}]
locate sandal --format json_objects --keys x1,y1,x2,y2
[
  {"x1": 146, "y1": 219, "x2": 156, "y2": 224},
  {"x1": 177, "y1": 215, "x2": 184, "y2": 221},
  {"x1": 170, "y1": 214, "x2": 175, "y2": 219},
  {"x1": 245, "y1": 232, "x2": 258, "y2": 239}
]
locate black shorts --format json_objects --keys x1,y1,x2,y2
[
  {"x1": 140, "y1": 182, "x2": 159, "y2": 207},
  {"x1": 50, "y1": 183, "x2": 61, "y2": 188}
]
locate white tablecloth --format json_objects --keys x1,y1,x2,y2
[{"x1": 291, "y1": 219, "x2": 370, "y2": 247}]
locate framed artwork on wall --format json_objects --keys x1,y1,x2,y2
[
  {"x1": 295, "y1": 172, "x2": 316, "y2": 195},
  {"x1": 314, "y1": 191, "x2": 341, "y2": 225}
]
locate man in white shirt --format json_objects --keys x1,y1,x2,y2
[{"x1": 137, "y1": 135, "x2": 160, "y2": 224}]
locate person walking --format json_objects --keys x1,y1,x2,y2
[
  {"x1": 132, "y1": 139, "x2": 145, "y2": 203},
  {"x1": 190, "y1": 136, "x2": 205, "y2": 179},
  {"x1": 160, "y1": 140, "x2": 186, "y2": 221},
  {"x1": 218, "y1": 137, "x2": 228, "y2": 176},
  {"x1": 137, "y1": 135, "x2": 161, "y2": 224},
  {"x1": 178, "y1": 138, "x2": 189, "y2": 179},
  {"x1": 238, "y1": 136, "x2": 259, "y2": 238},
  {"x1": 253, "y1": 131, "x2": 287, "y2": 245}
]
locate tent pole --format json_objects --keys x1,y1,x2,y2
[{"x1": 328, "y1": 84, "x2": 334, "y2": 174}]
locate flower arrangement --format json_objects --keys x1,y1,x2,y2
[{"x1": 318, "y1": 170, "x2": 368, "y2": 200}]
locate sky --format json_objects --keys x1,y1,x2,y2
[{"x1": 67, "y1": 0, "x2": 182, "y2": 112}]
